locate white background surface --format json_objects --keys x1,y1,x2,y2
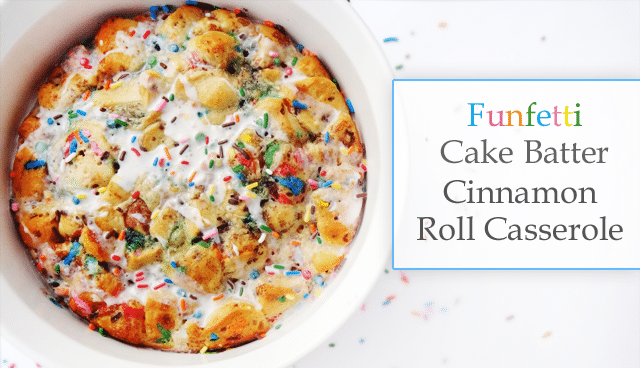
[
  {"x1": 393, "y1": 80, "x2": 640, "y2": 269},
  {"x1": 2, "y1": 1, "x2": 640, "y2": 367}
]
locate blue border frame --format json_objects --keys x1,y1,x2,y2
[{"x1": 391, "y1": 79, "x2": 640, "y2": 270}]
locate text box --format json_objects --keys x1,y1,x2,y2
[{"x1": 392, "y1": 80, "x2": 640, "y2": 269}]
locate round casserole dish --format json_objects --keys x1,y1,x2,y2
[{"x1": 0, "y1": 1, "x2": 391, "y2": 367}]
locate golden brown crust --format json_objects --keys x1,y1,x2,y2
[
  {"x1": 125, "y1": 245, "x2": 163, "y2": 271},
  {"x1": 37, "y1": 67, "x2": 67, "y2": 109},
  {"x1": 149, "y1": 207, "x2": 181, "y2": 240},
  {"x1": 256, "y1": 97, "x2": 309, "y2": 147},
  {"x1": 16, "y1": 202, "x2": 60, "y2": 249},
  {"x1": 295, "y1": 77, "x2": 349, "y2": 114},
  {"x1": 329, "y1": 113, "x2": 363, "y2": 154},
  {"x1": 158, "y1": 5, "x2": 204, "y2": 42},
  {"x1": 95, "y1": 207, "x2": 125, "y2": 233},
  {"x1": 185, "y1": 301, "x2": 270, "y2": 351},
  {"x1": 125, "y1": 199, "x2": 152, "y2": 234},
  {"x1": 50, "y1": 241, "x2": 72, "y2": 259},
  {"x1": 95, "y1": 17, "x2": 138, "y2": 54},
  {"x1": 69, "y1": 291, "x2": 105, "y2": 319},
  {"x1": 314, "y1": 196, "x2": 354, "y2": 246},
  {"x1": 144, "y1": 293, "x2": 179, "y2": 348},
  {"x1": 180, "y1": 246, "x2": 225, "y2": 294},
  {"x1": 38, "y1": 72, "x2": 96, "y2": 110},
  {"x1": 225, "y1": 229, "x2": 267, "y2": 273},
  {"x1": 189, "y1": 31, "x2": 239, "y2": 69},
  {"x1": 296, "y1": 56, "x2": 331, "y2": 79},
  {"x1": 312, "y1": 250, "x2": 344, "y2": 273},
  {"x1": 256, "y1": 283, "x2": 300, "y2": 319},
  {"x1": 263, "y1": 201, "x2": 305, "y2": 234},
  {"x1": 58, "y1": 213, "x2": 83, "y2": 239},
  {"x1": 97, "y1": 53, "x2": 144, "y2": 80},
  {"x1": 256, "y1": 24, "x2": 290, "y2": 47},
  {"x1": 192, "y1": 9, "x2": 251, "y2": 35},
  {"x1": 96, "y1": 272, "x2": 125, "y2": 296},
  {"x1": 92, "y1": 79, "x2": 151, "y2": 114},
  {"x1": 17, "y1": 114, "x2": 40, "y2": 145},
  {"x1": 174, "y1": 69, "x2": 239, "y2": 125},
  {"x1": 12, "y1": 147, "x2": 47, "y2": 201},
  {"x1": 259, "y1": 68, "x2": 281, "y2": 82},
  {"x1": 138, "y1": 122, "x2": 171, "y2": 151},
  {"x1": 101, "y1": 181, "x2": 130, "y2": 206},
  {"x1": 93, "y1": 300, "x2": 146, "y2": 345},
  {"x1": 81, "y1": 226, "x2": 111, "y2": 262}
]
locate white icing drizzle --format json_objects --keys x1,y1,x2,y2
[{"x1": 11, "y1": 7, "x2": 367, "y2": 352}]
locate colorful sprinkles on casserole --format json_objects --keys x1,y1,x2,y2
[{"x1": 9, "y1": 2, "x2": 366, "y2": 353}]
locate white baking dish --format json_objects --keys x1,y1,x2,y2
[{"x1": 0, "y1": 1, "x2": 392, "y2": 367}]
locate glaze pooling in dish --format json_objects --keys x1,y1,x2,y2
[{"x1": 10, "y1": 4, "x2": 366, "y2": 352}]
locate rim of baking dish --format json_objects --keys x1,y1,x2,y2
[{"x1": 0, "y1": 1, "x2": 392, "y2": 367}]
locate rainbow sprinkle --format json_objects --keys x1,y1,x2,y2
[
  {"x1": 114, "y1": 118, "x2": 127, "y2": 127},
  {"x1": 260, "y1": 225, "x2": 272, "y2": 233},
  {"x1": 382, "y1": 295, "x2": 396, "y2": 306},
  {"x1": 313, "y1": 275, "x2": 324, "y2": 286},
  {"x1": 346, "y1": 99, "x2": 354, "y2": 113},
  {"x1": 150, "y1": 6, "x2": 158, "y2": 20},
  {"x1": 400, "y1": 272, "x2": 410, "y2": 284},
  {"x1": 292, "y1": 100, "x2": 308, "y2": 110},
  {"x1": 63, "y1": 242, "x2": 81, "y2": 265},
  {"x1": 154, "y1": 99, "x2": 168, "y2": 112},
  {"x1": 79, "y1": 129, "x2": 90, "y2": 142},
  {"x1": 203, "y1": 229, "x2": 218, "y2": 240},
  {"x1": 24, "y1": 159, "x2": 46, "y2": 170}
]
